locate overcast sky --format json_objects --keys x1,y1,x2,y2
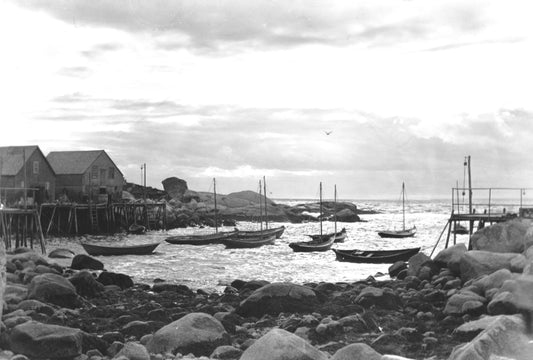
[{"x1": 1, "y1": 0, "x2": 532, "y2": 199}]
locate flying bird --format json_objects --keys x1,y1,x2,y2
[{"x1": 324, "y1": 130, "x2": 333, "y2": 135}]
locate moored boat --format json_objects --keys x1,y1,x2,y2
[
  {"x1": 165, "y1": 230, "x2": 238, "y2": 245},
  {"x1": 128, "y1": 223, "x2": 146, "y2": 234},
  {"x1": 222, "y1": 233, "x2": 276, "y2": 249},
  {"x1": 309, "y1": 227, "x2": 346, "y2": 243},
  {"x1": 80, "y1": 242, "x2": 161, "y2": 256},
  {"x1": 235, "y1": 225, "x2": 285, "y2": 239},
  {"x1": 289, "y1": 234, "x2": 336, "y2": 252},
  {"x1": 377, "y1": 182, "x2": 416, "y2": 238},
  {"x1": 332, "y1": 247, "x2": 421, "y2": 263}
]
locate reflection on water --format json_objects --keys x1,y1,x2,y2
[{"x1": 44, "y1": 199, "x2": 469, "y2": 291}]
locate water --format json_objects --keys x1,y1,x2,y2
[{"x1": 44, "y1": 199, "x2": 476, "y2": 292}]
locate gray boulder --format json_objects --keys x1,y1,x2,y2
[
  {"x1": 407, "y1": 252, "x2": 432, "y2": 277},
  {"x1": 433, "y1": 243, "x2": 467, "y2": 274},
  {"x1": 162, "y1": 177, "x2": 188, "y2": 201},
  {"x1": 237, "y1": 282, "x2": 318, "y2": 317},
  {"x1": 10, "y1": 321, "x2": 84, "y2": 359},
  {"x1": 71, "y1": 254, "x2": 104, "y2": 271},
  {"x1": 444, "y1": 291, "x2": 487, "y2": 316},
  {"x1": 69, "y1": 270, "x2": 104, "y2": 297},
  {"x1": 114, "y1": 341, "x2": 150, "y2": 360},
  {"x1": 471, "y1": 269, "x2": 513, "y2": 295},
  {"x1": 145, "y1": 312, "x2": 230, "y2": 356},
  {"x1": 27, "y1": 273, "x2": 79, "y2": 308},
  {"x1": 354, "y1": 286, "x2": 402, "y2": 310},
  {"x1": 240, "y1": 328, "x2": 327, "y2": 360},
  {"x1": 459, "y1": 251, "x2": 522, "y2": 282},
  {"x1": 331, "y1": 342, "x2": 382, "y2": 360},
  {"x1": 470, "y1": 219, "x2": 533, "y2": 253}
]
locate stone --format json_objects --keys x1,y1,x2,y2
[
  {"x1": 487, "y1": 291, "x2": 517, "y2": 315},
  {"x1": 10, "y1": 321, "x2": 84, "y2": 359},
  {"x1": 162, "y1": 177, "x2": 188, "y2": 201},
  {"x1": 472, "y1": 269, "x2": 513, "y2": 295},
  {"x1": 470, "y1": 218, "x2": 533, "y2": 253},
  {"x1": 27, "y1": 273, "x2": 79, "y2": 309},
  {"x1": 444, "y1": 292, "x2": 487, "y2": 316},
  {"x1": 331, "y1": 342, "x2": 382, "y2": 360},
  {"x1": 459, "y1": 251, "x2": 522, "y2": 283},
  {"x1": 448, "y1": 315, "x2": 529, "y2": 360},
  {"x1": 48, "y1": 248, "x2": 75, "y2": 259},
  {"x1": 389, "y1": 261, "x2": 407, "y2": 278},
  {"x1": 97, "y1": 271, "x2": 134, "y2": 289},
  {"x1": 114, "y1": 342, "x2": 150, "y2": 360},
  {"x1": 461, "y1": 300, "x2": 485, "y2": 317},
  {"x1": 16, "y1": 299, "x2": 55, "y2": 316},
  {"x1": 210, "y1": 345, "x2": 243, "y2": 359},
  {"x1": 434, "y1": 243, "x2": 468, "y2": 274},
  {"x1": 240, "y1": 328, "x2": 328, "y2": 360},
  {"x1": 69, "y1": 270, "x2": 105, "y2": 297},
  {"x1": 3, "y1": 284, "x2": 28, "y2": 305},
  {"x1": 453, "y1": 315, "x2": 516, "y2": 342},
  {"x1": 71, "y1": 254, "x2": 104, "y2": 271},
  {"x1": 407, "y1": 253, "x2": 432, "y2": 277},
  {"x1": 145, "y1": 312, "x2": 230, "y2": 356},
  {"x1": 121, "y1": 321, "x2": 152, "y2": 339},
  {"x1": 354, "y1": 286, "x2": 402, "y2": 310},
  {"x1": 237, "y1": 282, "x2": 318, "y2": 317}
]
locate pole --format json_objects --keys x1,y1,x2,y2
[
  {"x1": 263, "y1": 176, "x2": 268, "y2": 229},
  {"x1": 467, "y1": 155, "x2": 473, "y2": 235},
  {"x1": 213, "y1": 178, "x2": 218, "y2": 233},
  {"x1": 23, "y1": 149, "x2": 27, "y2": 210},
  {"x1": 0, "y1": 155, "x2": 3, "y2": 205},
  {"x1": 319, "y1": 182, "x2": 323, "y2": 236},
  {"x1": 259, "y1": 180, "x2": 263, "y2": 232},
  {"x1": 402, "y1": 182, "x2": 405, "y2": 231},
  {"x1": 143, "y1": 163, "x2": 147, "y2": 203},
  {"x1": 334, "y1": 184, "x2": 337, "y2": 234}
]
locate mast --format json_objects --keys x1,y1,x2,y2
[
  {"x1": 467, "y1": 155, "x2": 473, "y2": 236},
  {"x1": 263, "y1": 176, "x2": 268, "y2": 229},
  {"x1": 402, "y1": 182, "x2": 405, "y2": 231},
  {"x1": 143, "y1": 163, "x2": 147, "y2": 203},
  {"x1": 319, "y1": 182, "x2": 323, "y2": 236},
  {"x1": 213, "y1": 178, "x2": 218, "y2": 233},
  {"x1": 334, "y1": 184, "x2": 337, "y2": 234},
  {"x1": 259, "y1": 180, "x2": 263, "y2": 232},
  {"x1": 23, "y1": 149, "x2": 27, "y2": 209}
]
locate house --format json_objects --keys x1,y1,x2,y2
[
  {"x1": 0, "y1": 145, "x2": 56, "y2": 206},
  {"x1": 47, "y1": 150, "x2": 124, "y2": 203}
]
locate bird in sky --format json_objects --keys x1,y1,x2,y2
[{"x1": 324, "y1": 130, "x2": 333, "y2": 135}]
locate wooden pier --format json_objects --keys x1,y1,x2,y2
[{"x1": 0, "y1": 208, "x2": 46, "y2": 254}]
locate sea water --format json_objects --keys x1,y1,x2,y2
[{"x1": 43, "y1": 198, "x2": 509, "y2": 291}]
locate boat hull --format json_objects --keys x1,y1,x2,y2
[
  {"x1": 236, "y1": 226, "x2": 285, "y2": 239},
  {"x1": 377, "y1": 227, "x2": 416, "y2": 238},
  {"x1": 223, "y1": 234, "x2": 276, "y2": 249},
  {"x1": 289, "y1": 235, "x2": 335, "y2": 252},
  {"x1": 81, "y1": 242, "x2": 160, "y2": 256},
  {"x1": 332, "y1": 247, "x2": 421, "y2": 263},
  {"x1": 309, "y1": 228, "x2": 347, "y2": 243},
  {"x1": 165, "y1": 231, "x2": 238, "y2": 245}
]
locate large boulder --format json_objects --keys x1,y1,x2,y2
[
  {"x1": 354, "y1": 286, "x2": 402, "y2": 310},
  {"x1": 433, "y1": 243, "x2": 468, "y2": 274},
  {"x1": 240, "y1": 328, "x2": 328, "y2": 360},
  {"x1": 97, "y1": 271, "x2": 134, "y2": 289},
  {"x1": 27, "y1": 273, "x2": 79, "y2": 308},
  {"x1": 407, "y1": 252, "x2": 432, "y2": 277},
  {"x1": 236, "y1": 282, "x2": 319, "y2": 317},
  {"x1": 10, "y1": 321, "x2": 84, "y2": 359},
  {"x1": 470, "y1": 218, "x2": 533, "y2": 253},
  {"x1": 471, "y1": 269, "x2": 514, "y2": 295},
  {"x1": 459, "y1": 251, "x2": 522, "y2": 282},
  {"x1": 331, "y1": 342, "x2": 382, "y2": 360},
  {"x1": 71, "y1": 254, "x2": 104, "y2": 271},
  {"x1": 115, "y1": 341, "x2": 150, "y2": 360},
  {"x1": 162, "y1": 177, "x2": 188, "y2": 201},
  {"x1": 145, "y1": 312, "x2": 230, "y2": 356},
  {"x1": 444, "y1": 291, "x2": 487, "y2": 316},
  {"x1": 69, "y1": 270, "x2": 104, "y2": 297},
  {"x1": 334, "y1": 208, "x2": 360, "y2": 222}
]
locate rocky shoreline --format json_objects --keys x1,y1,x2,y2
[{"x1": 2, "y1": 218, "x2": 533, "y2": 359}]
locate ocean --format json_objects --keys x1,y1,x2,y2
[{"x1": 44, "y1": 198, "x2": 512, "y2": 292}]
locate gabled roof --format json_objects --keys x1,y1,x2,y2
[
  {"x1": 0, "y1": 146, "x2": 39, "y2": 175},
  {"x1": 47, "y1": 150, "x2": 123, "y2": 176}
]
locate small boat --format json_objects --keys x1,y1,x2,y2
[
  {"x1": 377, "y1": 182, "x2": 416, "y2": 238},
  {"x1": 236, "y1": 225, "x2": 285, "y2": 239},
  {"x1": 165, "y1": 230, "x2": 238, "y2": 245},
  {"x1": 128, "y1": 224, "x2": 146, "y2": 234},
  {"x1": 309, "y1": 227, "x2": 346, "y2": 243},
  {"x1": 289, "y1": 234, "x2": 336, "y2": 252},
  {"x1": 222, "y1": 233, "x2": 276, "y2": 249},
  {"x1": 332, "y1": 247, "x2": 421, "y2": 264},
  {"x1": 452, "y1": 223, "x2": 469, "y2": 235},
  {"x1": 80, "y1": 242, "x2": 161, "y2": 256}
]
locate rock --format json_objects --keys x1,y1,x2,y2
[
  {"x1": 240, "y1": 328, "x2": 328, "y2": 360},
  {"x1": 453, "y1": 315, "x2": 511, "y2": 341},
  {"x1": 27, "y1": 273, "x2": 79, "y2": 309},
  {"x1": 487, "y1": 291, "x2": 517, "y2": 315},
  {"x1": 389, "y1": 262, "x2": 407, "y2": 278},
  {"x1": 71, "y1": 254, "x2": 104, "y2": 271},
  {"x1": 335, "y1": 208, "x2": 360, "y2": 222},
  {"x1": 114, "y1": 342, "x2": 150, "y2": 360},
  {"x1": 472, "y1": 269, "x2": 513, "y2": 295},
  {"x1": 354, "y1": 286, "x2": 402, "y2": 310},
  {"x1": 97, "y1": 271, "x2": 134, "y2": 289},
  {"x1": 459, "y1": 251, "x2": 522, "y2": 283},
  {"x1": 470, "y1": 219, "x2": 533, "y2": 253},
  {"x1": 444, "y1": 292, "x2": 487, "y2": 316},
  {"x1": 10, "y1": 321, "x2": 84, "y2": 359},
  {"x1": 162, "y1": 177, "x2": 188, "y2": 200},
  {"x1": 69, "y1": 270, "x2": 104, "y2": 297},
  {"x1": 16, "y1": 299, "x2": 55, "y2": 316},
  {"x1": 210, "y1": 345, "x2": 243, "y2": 359},
  {"x1": 461, "y1": 300, "x2": 485, "y2": 317},
  {"x1": 407, "y1": 253, "x2": 432, "y2": 277},
  {"x1": 145, "y1": 312, "x2": 230, "y2": 356},
  {"x1": 448, "y1": 315, "x2": 529, "y2": 360},
  {"x1": 4, "y1": 284, "x2": 28, "y2": 305},
  {"x1": 331, "y1": 342, "x2": 382, "y2": 360},
  {"x1": 237, "y1": 282, "x2": 318, "y2": 317},
  {"x1": 121, "y1": 320, "x2": 152, "y2": 339},
  {"x1": 434, "y1": 243, "x2": 468, "y2": 274},
  {"x1": 48, "y1": 248, "x2": 75, "y2": 259}
]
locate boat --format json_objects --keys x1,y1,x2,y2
[
  {"x1": 80, "y1": 242, "x2": 161, "y2": 256},
  {"x1": 289, "y1": 234, "x2": 336, "y2": 252},
  {"x1": 377, "y1": 182, "x2": 416, "y2": 238},
  {"x1": 128, "y1": 223, "x2": 146, "y2": 234},
  {"x1": 222, "y1": 233, "x2": 277, "y2": 249},
  {"x1": 289, "y1": 182, "x2": 336, "y2": 252},
  {"x1": 236, "y1": 225, "x2": 285, "y2": 239},
  {"x1": 309, "y1": 227, "x2": 346, "y2": 243},
  {"x1": 332, "y1": 247, "x2": 421, "y2": 263},
  {"x1": 165, "y1": 230, "x2": 238, "y2": 245}
]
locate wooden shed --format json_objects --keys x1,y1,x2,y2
[
  {"x1": 0, "y1": 145, "x2": 56, "y2": 206},
  {"x1": 47, "y1": 150, "x2": 124, "y2": 203}
]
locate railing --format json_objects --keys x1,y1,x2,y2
[{"x1": 451, "y1": 187, "x2": 533, "y2": 217}]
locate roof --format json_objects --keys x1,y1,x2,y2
[
  {"x1": 47, "y1": 150, "x2": 123, "y2": 176},
  {"x1": 0, "y1": 146, "x2": 39, "y2": 175}
]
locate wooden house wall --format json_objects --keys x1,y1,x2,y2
[
  {"x1": 85, "y1": 152, "x2": 124, "y2": 201},
  {"x1": 55, "y1": 174, "x2": 84, "y2": 202}
]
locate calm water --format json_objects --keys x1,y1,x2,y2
[{"x1": 44, "y1": 199, "x2": 487, "y2": 291}]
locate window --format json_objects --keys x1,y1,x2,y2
[
  {"x1": 33, "y1": 161, "x2": 39, "y2": 174},
  {"x1": 91, "y1": 166, "x2": 98, "y2": 179},
  {"x1": 45, "y1": 182, "x2": 49, "y2": 190},
  {"x1": 108, "y1": 167, "x2": 115, "y2": 179}
]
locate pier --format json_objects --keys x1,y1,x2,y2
[{"x1": 0, "y1": 208, "x2": 46, "y2": 254}]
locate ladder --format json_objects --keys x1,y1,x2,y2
[{"x1": 89, "y1": 205, "x2": 98, "y2": 233}]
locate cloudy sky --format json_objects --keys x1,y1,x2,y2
[{"x1": 1, "y1": 0, "x2": 532, "y2": 199}]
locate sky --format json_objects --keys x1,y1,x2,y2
[{"x1": 1, "y1": 0, "x2": 533, "y2": 200}]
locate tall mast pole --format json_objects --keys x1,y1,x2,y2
[
  {"x1": 467, "y1": 155, "x2": 473, "y2": 236},
  {"x1": 319, "y1": 182, "x2": 323, "y2": 236},
  {"x1": 213, "y1": 178, "x2": 218, "y2": 233},
  {"x1": 263, "y1": 176, "x2": 268, "y2": 229},
  {"x1": 23, "y1": 149, "x2": 27, "y2": 210},
  {"x1": 402, "y1": 182, "x2": 405, "y2": 231},
  {"x1": 143, "y1": 163, "x2": 147, "y2": 203},
  {"x1": 259, "y1": 180, "x2": 263, "y2": 232},
  {"x1": 334, "y1": 184, "x2": 337, "y2": 234}
]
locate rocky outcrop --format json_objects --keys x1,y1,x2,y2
[
  {"x1": 470, "y1": 218, "x2": 533, "y2": 253},
  {"x1": 162, "y1": 177, "x2": 188, "y2": 201},
  {"x1": 459, "y1": 250, "x2": 522, "y2": 282}
]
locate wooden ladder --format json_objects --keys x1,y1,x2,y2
[{"x1": 89, "y1": 205, "x2": 98, "y2": 233}]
